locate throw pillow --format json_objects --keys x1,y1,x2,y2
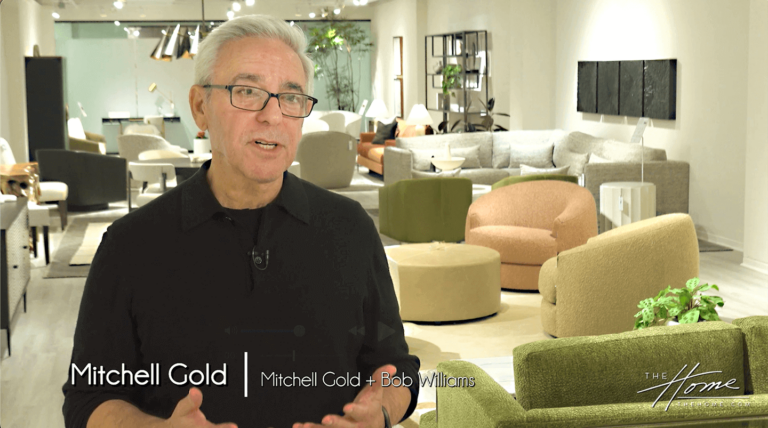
[
  {"x1": 520, "y1": 164, "x2": 570, "y2": 176},
  {"x1": 371, "y1": 121, "x2": 398, "y2": 145},
  {"x1": 508, "y1": 142, "x2": 555, "y2": 169},
  {"x1": 412, "y1": 169, "x2": 462, "y2": 179},
  {"x1": 450, "y1": 145, "x2": 482, "y2": 169},
  {"x1": 589, "y1": 153, "x2": 613, "y2": 163},
  {"x1": 409, "y1": 148, "x2": 438, "y2": 171},
  {"x1": 554, "y1": 151, "x2": 590, "y2": 175}
]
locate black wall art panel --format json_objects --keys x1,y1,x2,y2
[
  {"x1": 577, "y1": 58, "x2": 677, "y2": 120},
  {"x1": 619, "y1": 60, "x2": 643, "y2": 118},
  {"x1": 597, "y1": 61, "x2": 619, "y2": 115},
  {"x1": 577, "y1": 62, "x2": 597, "y2": 113},
  {"x1": 644, "y1": 59, "x2": 677, "y2": 120}
]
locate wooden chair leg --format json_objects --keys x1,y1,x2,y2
[
  {"x1": 58, "y1": 200, "x2": 68, "y2": 229},
  {"x1": 43, "y1": 226, "x2": 50, "y2": 265}
]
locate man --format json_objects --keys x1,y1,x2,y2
[{"x1": 63, "y1": 15, "x2": 419, "y2": 428}]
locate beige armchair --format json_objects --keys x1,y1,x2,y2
[
  {"x1": 295, "y1": 131, "x2": 356, "y2": 189},
  {"x1": 539, "y1": 213, "x2": 699, "y2": 338},
  {"x1": 67, "y1": 118, "x2": 106, "y2": 154},
  {"x1": 465, "y1": 180, "x2": 597, "y2": 290}
]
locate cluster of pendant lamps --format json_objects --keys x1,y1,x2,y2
[{"x1": 150, "y1": 24, "x2": 201, "y2": 61}]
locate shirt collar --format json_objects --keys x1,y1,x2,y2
[{"x1": 181, "y1": 160, "x2": 310, "y2": 231}]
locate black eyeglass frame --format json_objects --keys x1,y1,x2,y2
[{"x1": 202, "y1": 84, "x2": 319, "y2": 118}]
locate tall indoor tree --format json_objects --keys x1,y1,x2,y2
[{"x1": 308, "y1": 21, "x2": 373, "y2": 112}]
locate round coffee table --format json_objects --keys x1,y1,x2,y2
[{"x1": 385, "y1": 243, "x2": 501, "y2": 322}]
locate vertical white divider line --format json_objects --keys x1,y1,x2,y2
[{"x1": 244, "y1": 351, "x2": 248, "y2": 398}]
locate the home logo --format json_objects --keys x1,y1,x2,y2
[{"x1": 637, "y1": 363, "x2": 749, "y2": 410}]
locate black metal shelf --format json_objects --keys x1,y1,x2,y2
[{"x1": 425, "y1": 30, "x2": 489, "y2": 130}]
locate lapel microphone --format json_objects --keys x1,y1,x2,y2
[{"x1": 249, "y1": 247, "x2": 269, "y2": 271}]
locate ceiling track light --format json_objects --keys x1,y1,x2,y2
[
  {"x1": 52, "y1": 12, "x2": 60, "y2": 19},
  {"x1": 232, "y1": 1, "x2": 241, "y2": 12},
  {"x1": 245, "y1": 0, "x2": 255, "y2": 6},
  {"x1": 113, "y1": 0, "x2": 124, "y2": 10},
  {"x1": 308, "y1": 12, "x2": 316, "y2": 18}
]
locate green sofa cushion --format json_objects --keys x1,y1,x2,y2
[
  {"x1": 513, "y1": 321, "x2": 745, "y2": 411},
  {"x1": 733, "y1": 316, "x2": 768, "y2": 394}
]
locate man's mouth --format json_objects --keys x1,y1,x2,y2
[{"x1": 253, "y1": 140, "x2": 278, "y2": 150}]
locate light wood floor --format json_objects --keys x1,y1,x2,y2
[{"x1": 1, "y1": 203, "x2": 766, "y2": 427}]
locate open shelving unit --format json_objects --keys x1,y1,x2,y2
[{"x1": 425, "y1": 30, "x2": 489, "y2": 131}]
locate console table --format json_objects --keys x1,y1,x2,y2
[{"x1": 1, "y1": 195, "x2": 31, "y2": 356}]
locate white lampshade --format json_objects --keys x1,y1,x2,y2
[
  {"x1": 365, "y1": 98, "x2": 389, "y2": 118},
  {"x1": 406, "y1": 104, "x2": 433, "y2": 126}
]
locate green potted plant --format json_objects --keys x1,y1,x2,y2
[
  {"x1": 440, "y1": 64, "x2": 462, "y2": 110},
  {"x1": 633, "y1": 277, "x2": 725, "y2": 330}
]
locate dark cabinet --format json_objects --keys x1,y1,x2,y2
[{"x1": 25, "y1": 56, "x2": 68, "y2": 162}]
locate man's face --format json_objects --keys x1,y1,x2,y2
[{"x1": 200, "y1": 36, "x2": 306, "y2": 184}]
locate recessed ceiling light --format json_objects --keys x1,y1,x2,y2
[
  {"x1": 353, "y1": 0, "x2": 359, "y2": 4},
  {"x1": 113, "y1": 1, "x2": 123, "y2": 10},
  {"x1": 52, "y1": 12, "x2": 60, "y2": 19},
  {"x1": 232, "y1": 1, "x2": 241, "y2": 12},
  {"x1": 309, "y1": 12, "x2": 316, "y2": 18},
  {"x1": 227, "y1": 10, "x2": 235, "y2": 19},
  {"x1": 133, "y1": 30, "x2": 140, "y2": 37},
  {"x1": 360, "y1": 0, "x2": 368, "y2": 4},
  {"x1": 245, "y1": 0, "x2": 255, "y2": 6},
  {"x1": 114, "y1": 20, "x2": 121, "y2": 26},
  {"x1": 334, "y1": 8, "x2": 341, "y2": 14}
]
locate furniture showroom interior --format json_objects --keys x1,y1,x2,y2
[{"x1": 1, "y1": 0, "x2": 768, "y2": 426}]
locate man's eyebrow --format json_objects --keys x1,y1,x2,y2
[
  {"x1": 229, "y1": 73, "x2": 262, "y2": 84},
  {"x1": 282, "y1": 81, "x2": 305, "y2": 93}
]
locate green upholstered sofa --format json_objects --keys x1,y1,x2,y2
[
  {"x1": 379, "y1": 177, "x2": 472, "y2": 243},
  {"x1": 491, "y1": 173, "x2": 578, "y2": 191},
  {"x1": 421, "y1": 317, "x2": 768, "y2": 427}
]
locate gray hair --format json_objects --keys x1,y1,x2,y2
[{"x1": 194, "y1": 14, "x2": 314, "y2": 95}]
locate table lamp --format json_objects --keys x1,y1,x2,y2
[
  {"x1": 149, "y1": 83, "x2": 174, "y2": 116},
  {"x1": 406, "y1": 104, "x2": 433, "y2": 136},
  {"x1": 365, "y1": 98, "x2": 389, "y2": 132}
]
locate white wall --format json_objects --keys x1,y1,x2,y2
[
  {"x1": 370, "y1": 0, "x2": 555, "y2": 130},
  {"x1": 371, "y1": 0, "x2": 423, "y2": 120},
  {"x1": 554, "y1": 0, "x2": 750, "y2": 251},
  {"x1": 743, "y1": 0, "x2": 768, "y2": 273},
  {"x1": 0, "y1": 0, "x2": 57, "y2": 162}
]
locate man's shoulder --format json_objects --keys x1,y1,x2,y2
[
  {"x1": 296, "y1": 177, "x2": 369, "y2": 221},
  {"x1": 109, "y1": 184, "x2": 184, "y2": 240}
]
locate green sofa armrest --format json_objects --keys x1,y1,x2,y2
[
  {"x1": 733, "y1": 316, "x2": 768, "y2": 394},
  {"x1": 437, "y1": 361, "x2": 525, "y2": 428},
  {"x1": 419, "y1": 410, "x2": 436, "y2": 428}
]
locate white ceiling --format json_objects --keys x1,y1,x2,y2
[{"x1": 40, "y1": 0, "x2": 379, "y2": 21}]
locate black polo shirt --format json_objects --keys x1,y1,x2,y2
[{"x1": 62, "y1": 161, "x2": 420, "y2": 427}]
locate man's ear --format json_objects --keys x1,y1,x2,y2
[{"x1": 189, "y1": 85, "x2": 208, "y2": 131}]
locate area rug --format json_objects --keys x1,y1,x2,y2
[
  {"x1": 69, "y1": 222, "x2": 111, "y2": 265},
  {"x1": 698, "y1": 239, "x2": 733, "y2": 252},
  {"x1": 45, "y1": 215, "x2": 122, "y2": 279}
]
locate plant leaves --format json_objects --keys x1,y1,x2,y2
[
  {"x1": 679, "y1": 309, "x2": 700, "y2": 324},
  {"x1": 686, "y1": 277, "x2": 700, "y2": 291},
  {"x1": 699, "y1": 310, "x2": 721, "y2": 321}
]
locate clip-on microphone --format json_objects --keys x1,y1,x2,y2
[{"x1": 249, "y1": 247, "x2": 269, "y2": 271}]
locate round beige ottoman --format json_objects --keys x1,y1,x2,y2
[{"x1": 385, "y1": 243, "x2": 501, "y2": 322}]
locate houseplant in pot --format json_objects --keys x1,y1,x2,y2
[
  {"x1": 633, "y1": 277, "x2": 724, "y2": 330},
  {"x1": 440, "y1": 64, "x2": 462, "y2": 111},
  {"x1": 194, "y1": 130, "x2": 210, "y2": 155}
]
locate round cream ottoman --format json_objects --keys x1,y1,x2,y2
[{"x1": 385, "y1": 243, "x2": 501, "y2": 322}]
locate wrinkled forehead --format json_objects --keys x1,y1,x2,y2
[{"x1": 213, "y1": 36, "x2": 307, "y2": 93}]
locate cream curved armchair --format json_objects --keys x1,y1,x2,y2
[
  {"x1": 117, "y1": 134, "x2": 187, "y2": 162},
  {"x1": 295, "y1": 131, "x2": 356, "y2": 189},
  {"x1": 539, "y1": 213, "x2": 699, "y2": 338},
  {"x1": 128, "y1": 161, "x2": 176, "y2": 210},
  {"x1": 318, "y1": 112, "x2": 347, "y2": 133},
  {"x1": 465, "y1": 180, "x2": 597, "y2": 291}
]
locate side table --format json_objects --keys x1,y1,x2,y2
[{"x1": 599, "y1": 182, "x2": 656, "y2": 232}]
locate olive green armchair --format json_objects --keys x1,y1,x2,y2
[{"x1": 378, "y1": 177, "x2": 472, "y2": 243}]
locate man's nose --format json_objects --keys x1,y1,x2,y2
[{"x1": 255, "y1": 95, "x2": 283, "y2": 124}]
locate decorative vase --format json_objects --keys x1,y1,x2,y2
[
  {"x1": 193, "y1": 138, "x2": 211, "y2": 155},
  {"x1": 437, "y1": 93, "x2": 451, "y2": 111}
]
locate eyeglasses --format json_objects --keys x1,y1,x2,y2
[{"x1": 203, "y1": 84, "x2": 318, "y2": 118}]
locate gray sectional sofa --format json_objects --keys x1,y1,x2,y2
[{"x1": 383, "y1": 130, "x2": 690, "y2": 230}]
